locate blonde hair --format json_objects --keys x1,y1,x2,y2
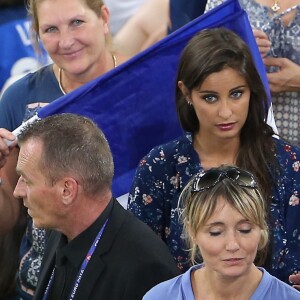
[{"x1": 178, "y1": 166, "x2": 269, "y2": 266}]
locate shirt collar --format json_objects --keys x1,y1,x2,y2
[{"x1": 56, "y1": 198, "x2": 114, "y2": 268}]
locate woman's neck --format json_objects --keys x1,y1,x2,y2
[
  {"x1": 255, "y1": 0, "x2": 300, "y2": 13},
  {"x1": 54, "y1": 50, "x2": 123, "y2": 94},
  {"x1": 192, "y1": 265, "x2": 263, "y2": 300},
  {"x1": 193, "y1": 133, "x2": 240, "y2": 170},
  {"x1": 254, "y1": 0, "x2": 299, "y2": 25}
]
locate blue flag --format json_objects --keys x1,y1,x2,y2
[{"x1": 20, "y1": 0, "x2": 270, "y2": 197}]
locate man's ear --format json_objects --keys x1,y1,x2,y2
[{"x1": 60, "y1": 177, "x2": 78, "y2": 206}]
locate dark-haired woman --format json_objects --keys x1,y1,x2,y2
[{"x1": 128, "y1": 27, "x2": 300, "y2": 287}]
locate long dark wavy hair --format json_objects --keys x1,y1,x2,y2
[{"x1": 176, "y1": 27, "x2": 277, "y2": 205}]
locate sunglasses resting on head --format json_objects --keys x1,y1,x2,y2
[{"x1": 191, "y1": 166, "x2": 258, "y2": 192}]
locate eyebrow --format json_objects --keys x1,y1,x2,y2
[
  {"x1": 15, "y1": 168, "x2": 28, "y2": 180},
  {"x1": 40, "y1": 14, "x2": 86, "y2": 27},
  {"x1": 229, "y1": 85, "x2": 247, "y2": 92},
  {"x1": 205, "y1": 219, "x2": 251, "y2": 227},
  {"x1": 205, "y1": 221, "x2": 224, "y2": 227},
  {"x1": 197, "y1": 85, "x2": 247, "y2": 94}
]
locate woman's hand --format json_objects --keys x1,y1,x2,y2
[
  {"x1": 0, "y1": 128, "x2": 17, "y2": 169},
  {"x1": 264, "y1": 57, "x2": 300, "y2": 93},
  {"x1": 253, "y1": 28, "x2": 272, "y2": 58},
  {"x1": 289, "y1": 273, "x2": 300, "y2": 291},
  {"x1": 0, "y1": 129, "x2": 20, "y2": 234}
]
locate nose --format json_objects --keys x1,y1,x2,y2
[
  {"x1": 13, "y1": 177, "x2": 26, "y2": 199},
  {"x1": 225, "y1": 233, "x2": 240, "y2": 252},
  {"x1": 58, "y1": 29, "x2": 75, "y2": 49},
  {"x1": 218, "y1": 99, "x2": 233, "y2": 119}
]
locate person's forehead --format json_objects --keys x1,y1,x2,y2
[
  {"x1": 205, "y1": 197, "x2": 246, "y2": 224},
  {"x1": 17, "y1": 139, "x2": 43, "y2": 172}
]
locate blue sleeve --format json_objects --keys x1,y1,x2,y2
[
  {"x1": 128, "y1": 145, "x2": 176, "y2": 240},
  {"x1": 272, "y1": 140, "x2": 300, "y2": 282},
  {"x1": 283, "y1": 144, "x2": 300, "y2": 271},
  {"x1": 0, "y1": 75, "x2": 31, "y2": 131},
  {"x1": 169, "y1": 0, "x2": 207, "y2": 32}
]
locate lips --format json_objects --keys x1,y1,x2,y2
[
  {"x1": 216, "y1": 122, "x2": 236, "y2": 131},
  {"x1": 61, "y1": 48, "x2": 83, "y2": 58},
  {"x1": 223, "y1": 258, "x2": 243, "y2": 265}
]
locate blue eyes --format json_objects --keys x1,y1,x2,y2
[
  {"x1": 231, "y1": 91, "x2": 243, "y2": 98},
  {"x1": 201, "y1": 90, "x2": 244, "y2": 103},
  {"x1": 203, "y1": 95, "x2": 218, "y2": 103},
  {"x1": 45, "y1": 27, "x2": 57, "y2": 33},
  {"x1": 72, "y1": 20, "x2": 84, "y2": 26},
  {"x1": 44, "y1": 20, "x2": 84, "y2": 33}
]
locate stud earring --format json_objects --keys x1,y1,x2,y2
[{"x1": 185, "y1": 98, "x2": 192, "y2": 105}]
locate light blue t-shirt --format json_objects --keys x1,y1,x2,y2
[{"x1": 143, "y1": 265, "x2": 300, "y2": 300}]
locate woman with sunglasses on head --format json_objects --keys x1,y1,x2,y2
[
  {"x1": 143, "y1": 166, "x2": 300, "y2": 300},
  {"x1": 0, "y1": 0, "x2": 127, "y2": 299},
  {"x1": 128, "y1": 27, "x2": 300, "y2": 288}
]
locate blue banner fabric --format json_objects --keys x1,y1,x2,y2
[{"x1": 37, "y1": 0, "x2": 270, "y2": 197}]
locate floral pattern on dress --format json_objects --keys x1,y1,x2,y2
[{"x1": 128, "y1": 134, "x2": 300, "y2": 284}]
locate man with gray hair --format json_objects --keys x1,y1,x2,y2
[{"x1": 14, "y1": 113, "x2": 179, "y2": 300}]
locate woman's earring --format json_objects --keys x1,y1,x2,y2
[{"x1": 186, "y1": 98, "x2": 192, "y2": 105}]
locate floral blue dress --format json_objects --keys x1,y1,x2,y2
[
  {"x1": 205, "y1": 0, "x2": 300, "y2": 145},
  {"x1": 128, "y1": 134, "x2": 300, "y2": 284}
]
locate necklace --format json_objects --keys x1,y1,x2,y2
[
  {"x1": 58, "y1": 53, "x2": 118, "y2": 95},
  {"x1": 271, "y1": 0, "x2": 280, "y2": 12}
]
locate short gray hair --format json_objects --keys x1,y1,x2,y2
[{"x1": 18, "y1": 113, "x2": 114, "y2": 197}]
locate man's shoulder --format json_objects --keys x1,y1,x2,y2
[
  {"x1": 45, "y1": 229, "x2": 61, "y2": 248},
  {"x1": 108, "y1": 202, "x2": 180, "y2": 284},
  {"x1": 114, "y1": 203, "x2": 176, "y2": 257}
]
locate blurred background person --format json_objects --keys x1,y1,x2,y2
[
  {"x1": 112, "y1": 0, "x2": 208, "y2": 56},
  {"x1": 113, "y1": 0, "x2": 170, "y2": 56},
  {"x1": 0, "y1": 0, "x2": 49, "y2": 93},
  {"x1": 0, "y1": 0, "x2": 27, "y2": 25},
  {"x1": 168, "y1": 0, "x2": 207, "y2": 33},
  {"x1": 105, "y1": 0, "x2": 146, "y2": 35}
]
